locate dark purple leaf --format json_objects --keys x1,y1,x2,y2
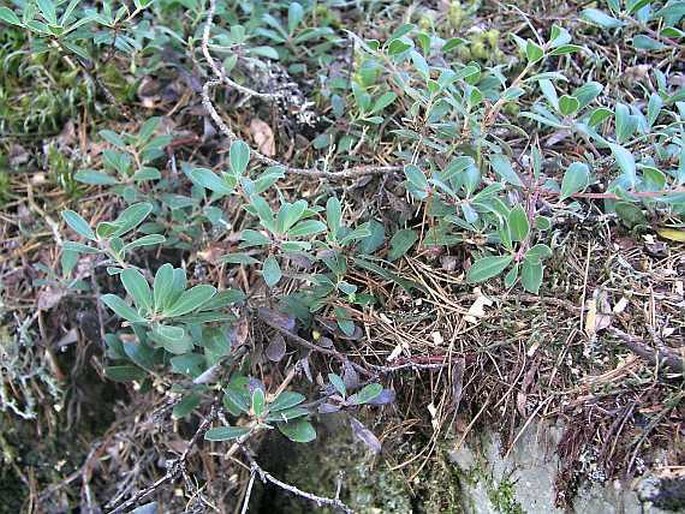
[
  {"x1": 349, "y1": 417, "x2": 381, "y2": 454},
  {"x1": 318, "y1": 336, "x2": 334, "y2": 348},
  {"x1": 300, "y1": 356, "x2": 313, "y2": 383},
  {"x1": 265, "y1": 334, "x2": 286, "y2": 362},
  {"x1": 318, "y1": 403, "x2": 341, "y2": 414},
  {"x1": 247, "y1": 378, "x2": 265, "y2": 394},
  {"x1": 342, "y1": 361, "x2": 359, "y2": 390},
  {"x1": 367, "y1": 389, "x2": 396, "y2": 406},
  {"x1": 451, "y1": 358, "x2": 465, "y2": 412},
  {"x1": 259, "y1": 308, "x2": 295, "y2": 331}
]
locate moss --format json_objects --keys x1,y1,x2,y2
[
  {"x1": 258, "y1": 416, "x2": 413, "y2": 513},
  {"x1": 487, "y1": 475, "x2": 525, "y2": 514}
]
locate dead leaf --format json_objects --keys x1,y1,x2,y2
[
  {"x1": 657, "y1": 228, "x2": 685, "y2": 242},
  {"x1": 265, "y1": 334, "x2": 286, "y2": 362},
  {"x1": 585, "y1": 289, "x2": 612, "y2": 337},
  {"x1": 37, "y1": 286, "x2": 67, "y2": 311},
  {"x1": 250, "y1": 118, "x2": 276, "y2": 157},
  {"x1": 464, "y1": 288, "x2": 493, "y2": 324}
]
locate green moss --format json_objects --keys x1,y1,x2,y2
[
  {"x1": 487, "y1": 475, "x2": 525, "y2": 514},
  {"x1": 264, "y1": 417, "x2": 413, "y2": 513}
]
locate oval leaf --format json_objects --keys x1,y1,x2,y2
[
  {"x1": 278, "y1": 419, "x2": 316, "y2": 443},
  {"x1": 466, "y1": 255, "x2": 513, "y2": 283}
]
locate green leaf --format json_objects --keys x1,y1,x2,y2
[
  {"x1": 633, "y1": 35, "x2": 666, "y2": 51},
  {"x1": 131, "y1": 167, "x2": 161, "y2": 182},
  {"x1": 164, "y1": 285, "x2": 217, "y2": 317},
  {"x1": 105, "y1": 365, "x2": 146, "y2": 382},
  {"x1": 538, "y1": 79, "x2": 559, "y2": 110},
  {"x1": 526, "y1": 244, "x2": 553, "y2": 260},
  {"x1": 549, "y1": 25, "x2": 572, "y2": 47},
  {"x1": 63, "y1": 241, "x2": 100, "y2": 254},
  {"x1": 467, "y1": 255, "x2": 513, "y2": 283},
  {"x1": 0, "y1": 7, "x2": 22, "y2": 25},
  {"x1": 615, "y1": 103, "x2": 636, "y2": 143},
  {"x1": 328, "y1": 373, "x2": 346, "y2": 397},
  {"x1": 96, "y1": 228, "x2": 121, "y2": 248},
  {"x1": 36, "y1": 0, "x2": 57, "y2": 24},
  {"x1": 404, "y1": 164, "x2": 428, "y2": 190},
  {"x1": 525, "y1": 40, "x2": 544, "y2": 63},
  {"x1": 62, "y1": 210, "x2": 96, "y2": 241},
  {"x1": 615, "y1": 201, "x2": 647, "y2": 228},
  {"x1": 388, "y1": 229, "x2": 418, "y2": 261},
  {"x1": 101, "y1": 294, "x2": 146, "y2": 323},
  {"x1": 270, "y1": 391, "x2": 306, "y2": 412},
  {"x1": 560, "y1": 162, "x2": 590, "y2": 200},
  {"x1": 573, "y1": 82, "x2": 603, "y2": 109},
  {"x1": 276, "y1": 200, "x2": 307, "y2": 233},
  {"x1": 251, "y1": 388, "x2": 266, "y2": 417},
  {"x1": 549, "y1": 44, "x2": 583, "y2": 56},
  {"x1": 507, "y1": 205, "x2": 530, "y2": 242},
  {"x1": 521, "y1": 258, "x2": 543, "y2": 294},
  {"x1": 191, "y1": 168, "x2": 233, "y2": 195},
  {"x1": 388, "y1": 38, "x2": 411, "y2": 55},
  {"x1": 371, "y1": 91, "x2": 397, "y2": 113},
  {"x1": 326, "y1": 197, "x2": 342, "y2": 237},
  {"x1": 112, "y1": 203, "x2": 153, "y2": 237},
  {"x1": 121, "y1": 268, "x2": 152, "y2": 313},
  {"x1": 262, "y1": 256, "x2": 282, "y2": 287},
  {"x1": 266, "y1": 406, "x2": 309, "y2": 422},
  {"x1": 504, "y1": 264, "x2": 519, "y2": 288},
  {"x1": 149, "y1": 325, "x2": 192, "y2": 354},
  {"x1": 627, "y1": 0, "x2": 651, "y2": 14},
  {"x1": 172, "y1": 393, "x2": 201, "y2": 419},
  {"x1": 99, "y1": 130, "x2": 126, "y2": 149},
  {"x1": 137, "y1": 117, "x2": 160, "y2": 144},
  {"x1": 581, "y1": 8, "x2": 623, "y2": 28},
  {"x1": 249, "y1": 196, "x2": 276, "y2": 231},
  {"x1": 647, "y1": 93, "x2": 663, "y2": 127},
  {"x1": 609, "y1": 144, "x2": 637, "y2": 187},
  {"x1": 205, "y1": 426, "x2": 251, "y2": 441},
  {"x1": 123, "y1": 234, "x2": 165, "y2": 252},
  {"x1": 489, "y1": 154, "x2": 523, "y2": 187},
  {"x1": 230, "y1": 140, "x2": 250, "y2": 175},
  {"x1": 558, "y1": 95, "x2": 580, "y2": 116},
  {"x1": 588, "y1": 107, "x2": 613, "y2": 128},
  {"x1": 278, "y1": 419, "x2": 316, "y2": 443},
  {"x1": 349, "y1": 383, "x2": 383, "y2": 405},
  {"x1": 287, "y1": 1, "x2": 304, "y2": 33},
  {"x1": 288, "y1": 219, "x2": 327, "y2": 238},
  {"x1": 75, "y1": 169, "x2": 118, "y2": 185}
]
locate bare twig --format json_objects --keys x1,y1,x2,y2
[
  {"x1": 242, "y1": 450, "x2": 354, "y2": 514},
  {"x1": 239, "y1": 470, "x2": 257, "y2": 514},
  {"x1": 106, "y1": 404, "x2": 218, "y2": 514},
  {"x1": 609, "y1": 327, "x2": 684, "y2": 374}
]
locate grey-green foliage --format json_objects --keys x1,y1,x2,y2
[{"x1": 41, "y1": 0, "x2": 684, "y2": 455}]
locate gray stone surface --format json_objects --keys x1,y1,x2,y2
[{"x1": 449, "y1": 421, "x2": 678, "y2": 514}]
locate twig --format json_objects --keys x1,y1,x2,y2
[
  {"x1": 200, "y1": 0, "x2": 400, "y2": 180},
  {"x1": 609, "y1": 327, "x2": 684, "y2": 373},
  {"x1": 242, "y1": 450, "x2": 354, "y2": 514},
  {"x1": 106, "y1": 404, "x2": 218, "y2": 514},
  {"x1": 239, "y1": 470, "x2": 257, "y2": 514}
]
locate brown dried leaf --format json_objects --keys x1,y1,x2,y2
[
  {"x1": 37, "y1": 286, "x2": 67, "y2": 311},
  {"x1": 250, "y1": 118, "x2": 276, "y2": 157}
]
